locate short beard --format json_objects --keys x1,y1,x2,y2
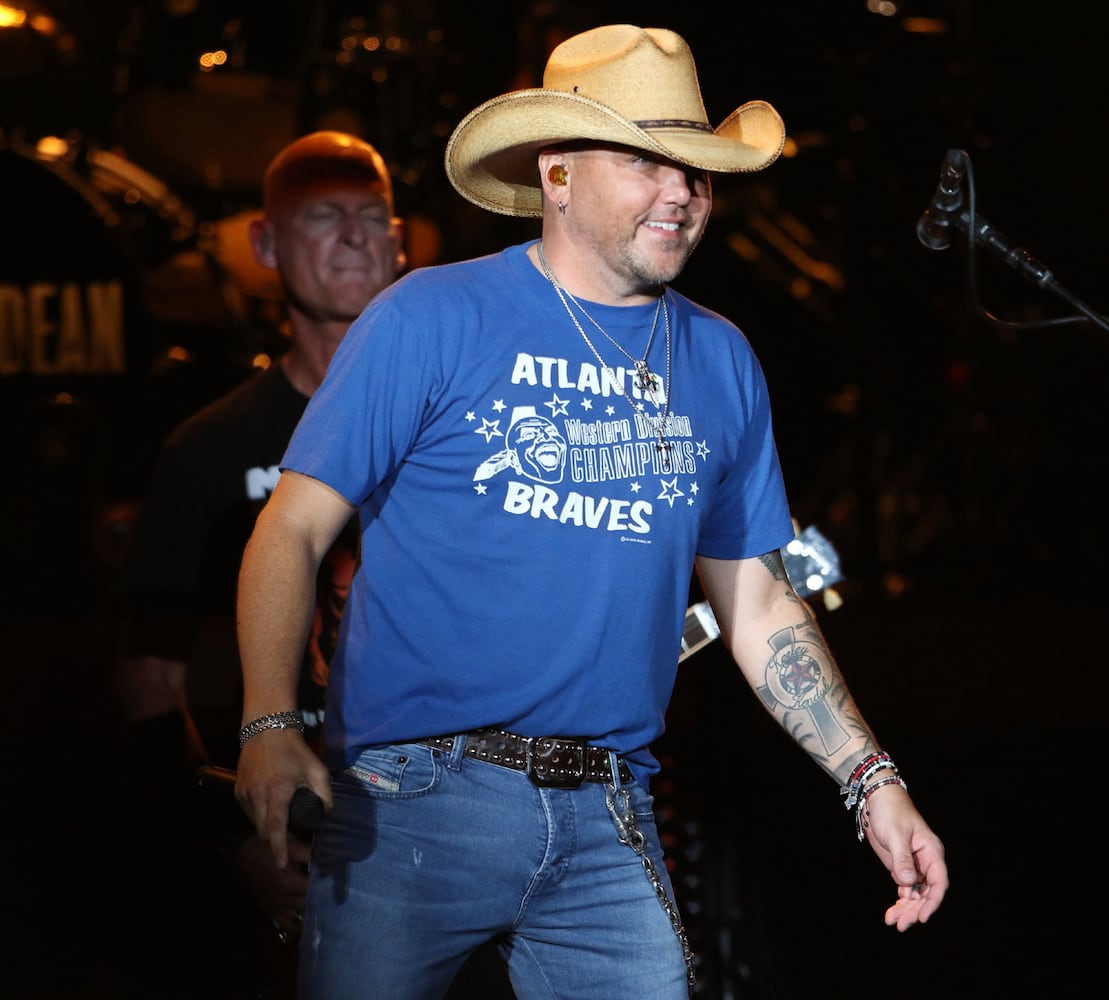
[{"x1": 628, "y1": 227, "x2": 703, "y2": 289}]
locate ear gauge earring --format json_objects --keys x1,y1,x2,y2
[{"x1": 548, "y1": 164, "x2": 567, "y2": 185}]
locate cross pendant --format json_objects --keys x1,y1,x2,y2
[{"x1": 634, "y1": 361, "x2": 656, "y2": 393}]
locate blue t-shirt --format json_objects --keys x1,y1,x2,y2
[{"x1": 282, "y1": 241, "x2": 794, "y2": 783}]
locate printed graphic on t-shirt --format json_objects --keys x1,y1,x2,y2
[{"x1": 470, "y1": 351, "x2": 706, "y2": 537}]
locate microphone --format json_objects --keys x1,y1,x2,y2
[
  {"x1": 916, "y1": 149, "x2": 967, "y2": 251},
  {"x1": 194, "y1": 764, "x2": 325, "y2": 839},
  {"x1": 288, "y1": 786, "x2": 325, "y2": 838}
]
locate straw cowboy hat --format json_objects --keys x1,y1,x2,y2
[{"x1": 445, "y1": 24, "x2": 786, "y2": 217}]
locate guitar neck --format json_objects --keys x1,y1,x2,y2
[
  {"x1": 677, "y1": 524, "x2": 843, "y2": 665},
  {"x1": 679, "y1": 601, "x2": 721, "y2": 664}
]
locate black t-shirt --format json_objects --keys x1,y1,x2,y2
[{"x1": 120, "y1": 363, "x2": 356, "y2": 765}]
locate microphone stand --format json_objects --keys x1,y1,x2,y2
[{"x1": 952, "y1": 209, "x2": 1109, "y2": 333}]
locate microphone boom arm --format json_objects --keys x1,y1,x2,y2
[
  {"x1": 918, "y1": 148, "x2": 1109, "y2": 334},
  {"x1": 953, "y1": 209, "x2": 1109, "y2": 333}
]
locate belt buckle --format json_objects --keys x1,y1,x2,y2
[{"x1": 526, "y1": 736, "x2": 587, "y2": 788}]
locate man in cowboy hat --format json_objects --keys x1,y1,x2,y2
[{"x1": 234, "y1": 25, "x2": 948, "y2": 998}]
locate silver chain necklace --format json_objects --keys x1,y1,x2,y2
[{"x1": 536, "y1": 243, "x2": 674, "y2": 468}]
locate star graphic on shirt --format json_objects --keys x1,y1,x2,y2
[
  {"x1": 657, "y1": 477, "x2": 684, "y2": 508},
  {"x1": 690, "y1": 482, "x2": 700, "y2": 495},
  {"x1": 545, "y1": 394, "x2": 570, "y2": 417},
  {"x1": 492, "y1": 399, "x2": 507, "y2": 412},
  {"x1": 465, "y1": 411, "x2": 476, "y2": 422},
  {"x1": 581, "y1": 398, "x2": 593, "y2": 411},
  {"x1": 630, "y1": 481, "x2": 642, "y2": 493},
  {"x1": 696, "y1": 440, "x2": 710, "y2": 459},
  {"x1": 474, "y1": 483, "x2": 488, "y2": 495},
  {"x1": 605, "y1": 405, "x2": 616, "y2": 416},
  {"x1": 474, "y1": 418, "x2": 503, "y2": 443}
]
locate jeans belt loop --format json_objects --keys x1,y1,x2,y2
[
  {"x1": 445, "y1": 733, "x2": 467, "y2": 771},
  {"x1": 606, "y1": 749, "x2": 624, "y2": 788}
]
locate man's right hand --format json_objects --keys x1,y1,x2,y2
[{"x1": 236, "y1": 730, "x2": 332, "y2": 869}]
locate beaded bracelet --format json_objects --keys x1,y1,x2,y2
[
  {"x1": 840, "y1": 750, "x2": 898, "y2": 809},
  {"x1": 239, "y1": 710, "x2": 304, "y2": 749},
  {"x1": 854, "y1": 774, "x2": 909, "y2": 842}
]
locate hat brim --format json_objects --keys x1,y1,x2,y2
[{"x1": 446, "y1": 90, "x2": 785, "y2": 217}]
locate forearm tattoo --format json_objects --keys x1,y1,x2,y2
[
  {"x1": 754, "y1": 551, "x2": 872, "y2": 773},
  {"x1": 758, "y1": 549, "x2": 788, "y2": 583}
]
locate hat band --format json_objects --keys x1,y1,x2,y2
[{"x1": 634, "y1": 119, "x2": 714, "y2": 133}]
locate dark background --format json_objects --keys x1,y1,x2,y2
[{"x1": 2, "y1": 2, "x2": 1102, "y2": 997}]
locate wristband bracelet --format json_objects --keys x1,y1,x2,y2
[
  {"x1": 854, "y1": 774, "x2": 909, "y2": 842},
  {"x1": 840, "y1": 750, "x2": 897, "y2": 809},
  {"x1": 239, "y1": 711, "x2": 304, "y2": 749}
]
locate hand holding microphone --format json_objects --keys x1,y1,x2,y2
[{"x1": 194, "y1": 764, "x2": 325, "y2": 839}]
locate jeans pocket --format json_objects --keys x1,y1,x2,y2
[{"x1": 343, "y1": 743, "x2": 439, "y2": 797}]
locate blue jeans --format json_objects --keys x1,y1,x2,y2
[{"x1": 298, "y1": 739, "x2": 692, "y2": 999}]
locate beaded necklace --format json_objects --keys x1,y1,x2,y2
[{"x1": 536, "y1": 243, "x2": 674, "y2": 469}]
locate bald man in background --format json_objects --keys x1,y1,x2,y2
[{"x1": 112, "y1": 132, "x2": 407, "y2": 997}]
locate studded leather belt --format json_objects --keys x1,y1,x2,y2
[{"x1": 417, "y1": 726, "x2": 633, "y2": 788}]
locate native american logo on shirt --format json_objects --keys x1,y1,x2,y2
[{"x1": 473, "y1": 406, "x2": 567, "y2": 484}]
